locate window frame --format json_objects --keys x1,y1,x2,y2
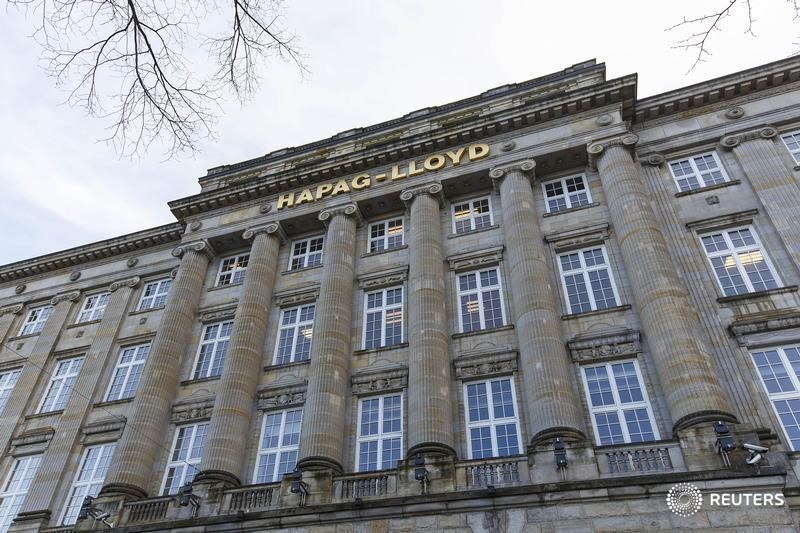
[
  {"x1": 160, "y1": 422, "x2": 208, "y2": 495},
  {"x1": 667, "y1": 151, "x2": 730, "y2": 192},
  {"x1": 18, "y1": 305, "x2": 53, "y2": 336},
  {"x1": 750, "y1": 345, "x2": 800, "y2": 451},
  {"x1": 215, "y1": 253, "x2": 250, "y2": 287},
  {"x1": 367, "y1": 217, "x2": 405, "y2": 253},
  {"x1": 0, "y1": 369, "x2": 21, "y2": 414},
  {"x1": 355, "y1": 393, "x2": 404, "y2": 472},
  {"x1": 781, "y1": 130, "x2": 800, "y2": 164},
  {"x1": 137, "y1": 278, "x2": 171, "y2": 311},
  {"x1": 104, "y1": 343, "x2": 150, "y2": 402},
  {"x1": 253, "y1": 409, "x2": 303, "y2": 484},
  {"x1": 462, "y1": 376, "x2": 523, "y2": 460},
  {"x1": 556, "y1": 245, "x2": 621, "y2": 315},
  {"x1": 191, "y1": 321, "x2": 233, "y2": 380},
  {"x1": 451, "y1": 196, "x2": 494, "y2": 235},
  {"x1": 456, "y1": 267, "x2": 507, "y2": 333},
  {"x1": 362, "y1": 286, "x2": 404, "y2": 349},
  {"x1": 0, "y1": 454, "x2": 41, "y2": 532},
  {"x1": 288, "y1": 236, "x2": 324, "y2": 271},
  {"x1": 699, "y1": 225, "x2": 782, "y2": 296},
  {"x1": 60, "y1": 443, "x2": 116, "y2": 525},
  {"x1": 76, "y1": 292, "x2": 110, "y2": 323},
  {"x1": 541, "y1": 174, "x2": 592, "y2": 213},
  {"x1": 38, "y1": 356, "x2": 84, "y2": 413},
  {"x1": 272, "y1": 304, "x2": 315, "y2": 365}
]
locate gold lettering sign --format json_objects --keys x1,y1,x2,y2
[{"x1": 275, "y1": 143, "x2": 490, "y2": 210}]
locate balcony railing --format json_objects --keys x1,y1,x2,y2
[
  {"x1": 123, "y1": 496, "x2": 172, "y2": 523},
  {"x1": 334, "y1": 471, "x2": 396, "y2": 501},
  {"x1": 223, "y1": 483, "x2": 280, "y2": 513},
  {"x1": 597, "y1": 441, "x2": 684, "y2": 475},
  {"x1": 458, "y1": 455, "x2": 527, "y2": 488}
]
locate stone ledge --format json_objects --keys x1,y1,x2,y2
[
  {"x1": 674, "y1": 179, "x2": 741, "y2": 198},
  {"x1": 281, "y1": 264, "x2": 324, "y2": 276},
  {"x1": 361, "y1": 244, "x2": 408, "y2": 258},
  {"x1": 264, "y1": 359, "x2": 311, "y2": 372},
  {"x1": 94, "y1": 397, "x2": 135, "y2": 409},
  {"x1": 542, "y1": 202, "x2": 600, "y2": 218},
  {"x1": 447, "y1": 224, "x2": 500, "y2": 239},
  {"x1": 180, "y1": 375, "x2": 221, "y2": 387},
  {"x1": 561, "y1": 304, "x2": 632, "y2": 321},
  {"x1": 717, "y1": 285, "x2": 798, "y2": 304},
  {"x1": 451, "y1": 324, "x2": 514, "y2": 340},
  {"x1": 128, "y1": 305, "x2": 166, "y2": 316},
  {"x1": 67, "y1": 318, "x2": 101, "y2": 329},
  {"x1": 207, "y1": 281, "x2": 244, "y2": 292},
  {"x1": 24, "y1": 410, "x2": 63, "y2": 421},
  {"x1": 6, "y1": 332, "x2": 40, "y2": 343},
  {"x1": 353, "y1": 343, "x2": 409, "y2": 357}
]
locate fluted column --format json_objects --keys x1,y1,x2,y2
[
  {"x1": 197, "y1": 223, "x2": 285, "y2": 486},
  {"x1": 401, "y1": 183, "x2": 456, "y2": 457},
  {"x1": 16, "y1": 277, "x2": 139, "y2": 525},
  {"x1": 0, "y1": 291, "x2": 80, "y2": 454},
  {"x1": 721, "y1": 127, "x2": 800, "y2": 269},
  {"x1": 297, "y1": 204, "x2": 360, "y2": 472},
  {"x1": 101, "y1": 241, "x2": 213, "y2": 499},
  {"x1": 588, "y1": 135, "x2": 736, "y2": 431},
  {"x1": 489, "y1": 162, "x2": 586, "y2": 444}
]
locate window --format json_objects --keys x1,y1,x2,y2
[
  {"x1": 216, "y1": 254, "x2": 249, "y2": 286},
  {"x1": 368, "y1": 218, "x2": 404, "y2": 253},
  {"x1": 581, "y1": 360, "x2": 659, "y2": 446},
  {"x1": 542, "y1": 175, "x2": 591, "y2": 212},
  {"x1": 668, "y1": 152, "x2": 729, "y2": 192},
  {"x1": 457, "y1": 268, "x2": 505, "y2": 333},
  {"x1": 751, "y1": 345, "x2": 800, "y2": 450},
  {"x1": 289, "y1": 237, "x2": 324, "y2": 270},
  {"x1": 356, "y1": 394, "x2": 403, "y2": 472},
  {"x1": 137, "y1": 279, "x2": 171, "y2": 311},
  {"x1": 781, "y1": 130, "x2": 800, "y2": 164},
  {"x1": 254, "y1": 409, "x2": 302, "y2": 483},
  {"x1": 463, "y1": 378, "x2": 522, "y2": 459},
  {"x1": 363, "y1": 287, "x2": 403, "y2": 349},
  {"x1": 700, "y1": 226, "x2": 780, "y2": 296},
  {"x1": 161, "y1": 423, "x2": 208, "y2": 495},
  {"x1": 557, "y1": 246, "x2": 619, "y2": 314},
  {"x1": 77, "y1": 293, "x2": 110, "y2": 323},
  {"x1": 192, "y1": 321, "x2": 232, "y2": 380},
  {"x1": 0, "y1": 370, "x2": 20, "y2": 414},
  {"x1": 61, "y1": 443, "x2": 115, "y2": 525},
  {"x1": 274, "y1": 305, "x2": 314, "y2": 365},
  {"x1": 39, "y1": 356, "x2": 84, "y2": 413},
  {"x1": 0, "y1": 455, "x2": 41, "y2": 532},
  {"x1": 105, "y1": 344, "x2": 150, "y2": 401},
  {"x1": 18, "y1": 305, "x2": 52, "y2": 336},
  {"x1": 452, "y1": 197, "x2": 493, "y2": 234}
]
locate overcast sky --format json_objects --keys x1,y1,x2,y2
[{"x1": 1, "y1": 0, "x2": 797, "y2": 265}]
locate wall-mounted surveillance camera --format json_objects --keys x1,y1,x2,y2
[{"x1": 742, "y1": 443, "x2": 768, "y2": 453}]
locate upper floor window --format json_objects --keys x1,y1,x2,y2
[
  {"x1": 357, "y1": 394, "x2": 403, "y2": 472},
  {"x1": 105, "y1": 344, "x2": 150, "y2": 402},
  {"x1": 77, "y1": 293, "x2": 110, "y2": 323},
  {"x1": 254, "y1": 409, "x2": 302, "y2": 483},
  {"x1": 137, "y1": 279, "x2": 171, "y2": 311},
  {"x1": 543, "y1": 175, "x2": 591, "y2": 213},
  {"x1": 19, "y1": 305, "x2": 52, "y2": 336},
  {"x1": 457, "y1": 268, "x2": 505, "y2": 333},
  {"x1": 750, "y1": 345, "x2": 800, "y2": 451},
  {"x1": 161, "y1": 422, "x2": 207, "y2": 495},
  {"x1": 452, "y1": 197, "x2": 493, "y2": 234},
  {"x1": 0, "y1": 370, "x2": 21, "y2": 414},
  {"x1": 0, "y1": 455, "x2": 41, "y2": 532},
  {"x1": 274, "y1": 305, "x2": 315, "y2": 365},
  {"x1": 368, "y1": 218, "x2": 404, "y2": 253},
  {"x1": 781, "y1": 130, "x2": 800, "y2": 164},
  {"x1": 216, "y1": 254, "x2": 249, "y2": 286},
  {"x1": 557, "y1": 246, "x2": 619, "y2": 315},
  {"x1": 668, "y1": 152, "x2": 729, "y2": 192},
  {"x1": 581, "y1": 360, "x2": 658, "y2": 446},
  {"x1": 39, "y1": 356, "x2": 84, "y2": 413},
  {"x1": 463, "y1": 377, "x2": 522, "y2": 459},
  {"x1": 61, "y1": 443, "x2": 115, "y2": 525},
  {"x1": 700, "y1": 226, "x2": 780, "y2": 296},
  {"x1": 363, "y1": 287, "x2": 403, "y2": 349},
  {"x1": 289, "y1": 237, "x2": 324, "y2": 270},
  {"x1": 192, "y1": 321, "x2": 232, "y2": 380}
]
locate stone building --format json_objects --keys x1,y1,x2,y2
[{"x1": 1, "y1": 56, "x2": 800, "y2": 532}]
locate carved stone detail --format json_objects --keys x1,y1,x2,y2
[
  {"x1": 595, "y1": 113, "x2": 614, "y2": 126},
  {"x1": 69, "y1": 271, "x2": 81, "y2": 281},
  {"x1": 399, "y1": 182, "x2": 444, "y2": 207},
  {"x1": 705, "y1": 195, "x2": 720, "y2": 205},
  {"x1": 729, "y1": 309, "x2": 800, "y2": 342},
  {"x1": 172, "y1": 239, "x2": 215, "y2": 260},
  {"x1": 725, "y1": 106, "x2": 745, "y2": 119},
  {"x1": 10, "y1": 428, "x2": 55, "y2": 456},
  {"x1": 188, "y1": 221, "x2": 202, "y2": 232},
  {"x1": 545, "y1": 223, "x2": 610, "y2": 252},
  {"x1": 274, "y1": 286, "x2": 319, "y2": 307},
  {"x1": 198, "y1": 304, "x2": 237, "y2": 323},
  {"x1": 257, "y1": 382, "x2": 307, "y2": 411},
  {"x1": 351, "y1": 364, "x2": 408, "y2": 395},
  {"x1": 126, "y1": 257, "x2": 139, "y2": 268},
  {"x1": 453, "y1": 349, "x2": 518, "y2": 379},
  {"x1": 170, "y1": 267, "x2": 179, "y2": 279},
  {"x1": 488, "y1": 159, "x2": 536, "y2": 181},
  {"x1": 81, "y1": 418, "x2": 126, "y2": 445},
  {"x1": 643, "y1": 153, "x2": 665, "y2": 166},
  {"x1": 318, "y1": 203, "x2": 363, "y2": 226},
  {"x1": 50, "y1": 290, "x2": 81, "y2": 306},
  {"x1": 685, "y1": 209, "x2": 758, "y2": 231},
  {"x1": 0, "y1": 304, "x2": 24, "y2": 317},
  {"x1": 357, "y1": 267, "x2": 408, "y2": 290},
  {"x1": 14, "y1": 284, "x2": 26, "y2": 295},
  {"x1": 567, "y1": 328, "x2": 641, "y2": 362},
  {"x1": 720, "y1": 126, "x2": 779, "y2": 150},
  {"x1": 171, "y1": 394, "x2": 215, "y2": 423},
  {"x1": 243, "y1": 221, "x2": 286, "y2": 243},
  {"x1": 259, "y1": 204, "x2": 272, "y2": 214},
  {"x1": 109, "y1": 276, "x2": 141, "y2": 292},
  {"x1": 447, "y1": 245, "x2": 504, "y2": 272},
  {"x1": 500, "y1": 141, "x2": 516, "y2": 152}
]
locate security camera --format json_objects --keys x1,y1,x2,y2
[
  {"x1": 746, "y1": 453, "x2": 763, "y2": 465},
  {"x1": 742, "y1": 443, "x2": 768, "y2": 453},
  {"x1": 93, "y1": 512, "x2": 110, "y2": 521}
]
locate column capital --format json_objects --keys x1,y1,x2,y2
[
  {"x1": 318, "y1": 203, "x2": 363, "y2": 226},
  {"x1": 109, "y1": 276, "x2": 141, "y2": 292},
  {"x1": 172, "y1": 239, "x2": 216, "y2": 260},
  {"x1": 50, "y1": 290, "x2": 80, "y2": 306},
  {"x1": 719, "y1": 126, "x2": 779, "y2": 150},
  {"x1": 243, "y1": 221, "x2": 287, "y2": 244},
  {"x1": 489, "y1": 159, "x2": 536, "y2": 189},
  {"x1": 399, "y1": 182, "x2": 444, "y2": 207},
  {"x1": 0, "y1": 303, "x2": 24, "y2": 317},
  {"x1": 587, "y1": 133, "x2": 639, "y2": 167}
]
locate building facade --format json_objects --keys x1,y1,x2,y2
[{"x1": 1, "y1": 57, "x2": 800, "y2": 532}]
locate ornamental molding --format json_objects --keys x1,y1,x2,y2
[
  {"x1": 274, "y1": 285, "x2": 319, "y2": 307},
  {"x1": 640, "y1": 153, "x2": 666, "y2": 167},
  {"x1": 399, "y1": 182, "x2": 444, "y2": 207},
  {"x1": 567, "y1": 328, "x2": 641, "y2": 363},
  {"x1": 258, "y1": 377, "x2": 307, "y2": 410},
  {"x1": 725, "y1": 106, "x2": 746, "y2": 119},
  {"x1": 0, "y1": 304, "x2": 24, "y2": 317},
  {"x1": 685, "y1": 209, "x2": 759, "y2": 232},
  {"x1": 351, "y1": 360, "x2": 408, "y2": 395},
  {"x1": 50, "y1": 290, "x2": 81, "y2": 306},
  {"x1": 109, "y1": 276, "x2": 141, "y2": 292},
  {"x1": 545, "y1": 223, "x2": 610, "y2": 252},
  {"x1": 358, "y1": 267, "x2": 408, "y2": 290},
  {"x1": 10, "y1": 428, "x2": 55, "y2": 456},
  {"x1": 197, "y1": 303, "x2": 237, "y2": 323},
  {"x1": 719, "y1": 126, "x2": 779, "y2": 150},
  {"x1": 453, "y1": 348, "x2": 518, "y2": 380},
  {"x1": 587, "y1": 133, "x2": 639, "y2": 157},
  {"x1": 447, "y1": 245, "x2": 504, "y2": 272},
  {"x1": 81, "y1": 417, "x2": 126, "y2": 445},
  {"x1": 488, "y1": 159, "x2": 536, "y2": 184},
  {"x1": 243, "y1": 221, "x2": 287, "y2": 244},
  {"x1": 172, "y1": 239, "x2": 216, "y2": 260},
  {"x1": 729, "y1": 309, "x2": 800, "y2": 344},
  {"x1": 318, "y1": 203, "x2": 363, "y2": 226},
  {"x1": 171, "y1": 392, "x2": 215, "y2": 423}
]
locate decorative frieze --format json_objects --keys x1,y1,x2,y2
[
  {"x1": 685, "y1": 209, "x2": 759, "y2": 232},
  {"x1": 50, "y1": 290, "x2": 81, "y2": 306},
  {"x1": 81, "y1": 418, "x2": 126, "y2": 445},
  {"x1": 0, "y1": 303, "x2": 23, "y2": 317},
  {"x1": 274, "y1": 285, "x2": 319, "y2": 307},
  {"x1": 453, "y1": 349, "x2": 518, "y2": 380},
  {"x1": 351, "y1": 361, "x2": 408, "y2": 395},
  {"x1": 729, "y1": 309, "x2": 800, "y2": 346},
  {"x1": 10, "y1": 428, "x2": 55, "y2": 456},
  {"x1": 110, "y1": 276, "x2": 141, "y2": 292},
  {"x1": 719, "y1": 126, "x2": 779, "y2": 150},
  {"x1": 545, "y1": 223, "x2": 610, "y2": 252},
  {"x1": 197, "y1": 304, "x2": 237, "y2": 323},
  {"x1": 171, "y1": 393, "x2": 215, "y2": 423},
  {"x1": 358, "y1": 267, "x2": 408, "y2": 290},
  {"x1": 257, "y1": 379, "x2": 308, "y2": 411},
  {"x1": 567, "y1": 328, "x2": 642, "y2": 363},
  {"x1": 446, "y1": 245, "x2": 504, "y2": 272}
]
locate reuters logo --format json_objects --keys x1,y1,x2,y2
[{"x1": 666, "y1": 483, "x2": 703, "y2": 517}]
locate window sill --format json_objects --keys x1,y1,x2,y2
[
  {"x1": 209, "y1": 281, "x2": 244, "y2": 293},
  {"x1": 674, "y1": 179, "x2": 741, "y2": 198},
  {"x1": 7, "y1": 333, "x2": 40, "y2": 343},
  {"x1": 281, "y1": 264, "x2": 324, "y2": 276},
  {"x1": 451, "y1": 324, "x2": 514, "y2": 340},
  {"x1": 129, "y1": 305, "x2": 166, "y2": 316},
  {"x1": 180, "y1": 375, "x2": 221, "y2": 387},
  {"x1": 542, "y1": 202, "x2": 599, "y2": 218},
  {"x1": 361, "y1": 244, "x2": 408, "y2": 258},
  {"x1": 67, "y1": 319, "x2": 101, "y2": 329},
  {"x1": 717, "y1": 285, "x2": 798, "y2": 304},
  {"x1": 561, "y1": 304, "x2": 632, "y2": 320},
  {"x1": 94, "y1": 397, "x2": 134, "y2": 408},
  {"x1": 354, "y1": 342, "x2": 409, "y2": 356},
  {"x1": 447, "y1": 224, "x2": 500, "y2": 239},
  {"x1": 25, "y1": 409, "x2": 64, "y2": 420},
  {"x1": 264, "y1": 359, "x2": 311, "y2": 372}
]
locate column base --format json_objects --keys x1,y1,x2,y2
[
  {"x1": 530, "y1": 426, "x2": 586, "y2": 447},
  {"x1": 193, "y1": 469, "x2": 241, "y2": 488},
  {"x1": 673, "y1": 410, "x2": 739, "y2": 433},
  {"x1": 98, "y1": 481, "x2": 148, "y2": 500},
  {"x1": 406, "y1": 442, "x2": 457, "y2": 459},
  {"x1": 296, "y1": 456, "x2": 343, "y2": 474}
]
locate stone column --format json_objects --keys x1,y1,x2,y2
[
  {"x1": 297, "y1": 204, "x2": 360, "y2": 472},
  {"x1": 0, "y1": 304, "x2": 24, "y2": 346},
  {"x1": 400, "y1": 183, "x2": 456, "y2": 457},
  {"x1": 0, "y1": 290, "x2": 80, "y2": 454},
  {"x1": 721, "y1": 126, "x2": 800, "y2": 269},
  {"x1": 14, "y1": 277, "x2": 139, "y2": 528},
  {"x1": 588, "y1": 135, "x2": 736, "y2": 431},
  {"x1": 196, "y1": 223, "x2": 285, "y2": 487},
  {"x1": 489, "y1": 161, "x2": 586, "y2": 444},
  {"x1": 100, "y1": 241, "x2": 213, "y2": 499}
]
